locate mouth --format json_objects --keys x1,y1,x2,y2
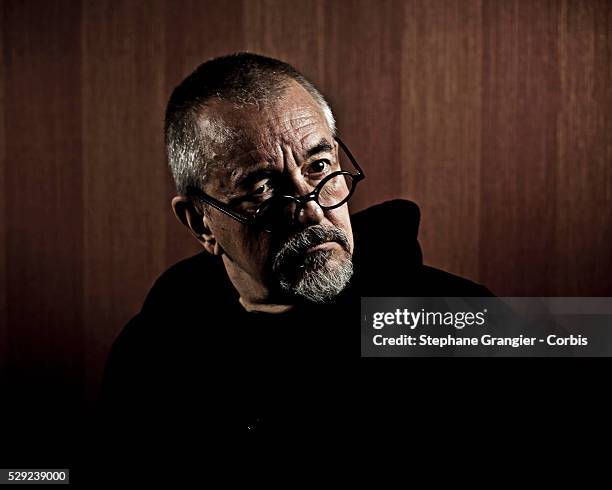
[
  {"x1": 305, "y1": 241, "x2": 339, "y2": 254},
  {"x1": 271, "y1": 224, "x2": 351, "y2": 278}
]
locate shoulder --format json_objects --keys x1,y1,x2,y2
[
  {"x1": 351, "y1": 200, "x2": 423, "y2": 273},
  {"x1": 100, "y1": 312, "x2": 151, "y2": 405},
  {"x1": 106, "y1": 250, "x2": 232, "y2": 342},
  {"x1": 102, "y1": 252, "x2": 234, "y2": 387},
  {"x1": 141, "y1": 251, "x2": 231, "y2": 313},
  {"x1": 351, "y1": 199, "x2": 420, "y2": 240},
  {"x1": 350, "y1": 200, "x2": 493, "y2": 296}
]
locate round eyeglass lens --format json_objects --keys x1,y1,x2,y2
[{"x1": 317, "y1": 173, "x2": 354, "y2": 208}]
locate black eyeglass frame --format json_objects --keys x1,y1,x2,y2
[{"x1": 186, "y1": 137, "x2": 365, "y2": 233}]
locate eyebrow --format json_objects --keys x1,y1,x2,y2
[
  {"x1": 234, "y1": 167, "x2": 274, "y2": 192},
  {"x1": 305, "y1": 138, "x2": 334, "y2": 159},
  {"x1": 231, "y1": 137, "x2": 335, "y2": 192}
]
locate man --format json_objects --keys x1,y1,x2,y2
[{"x1": 100, "y1": 53, "x2": 491, "y2": 456}]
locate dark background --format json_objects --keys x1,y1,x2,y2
[{"x1": 0, "y1": 0, "x2": 611, "y2": 467}]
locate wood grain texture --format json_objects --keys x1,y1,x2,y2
[
  {"x1": 81, "y1": 0, "x2": 167, "y2": 404},
  {"x1": 324, "y1": 0, "x2": 406, "y2": 213},
  {"x1": 480, "y1": 0, "x2": 561, "y2": 295},
  {"x1": 0, "y1": 2, "x2": 6, "y2": 380},
  {"x1": 2, "y1": 0, "x2": 84, "y2": 403},
  {"x1": 555, "y1": 0, "x2": 612, "y2": 296},
  {"x1": 1, "y1": 0, "x2": 611, "y2": 406},
  {"x1": 243, "y1": 0, "x2": 326, "y2": 82},
  {"x1": 402, "y1": 0, "x2": 482, "y2": 282}
]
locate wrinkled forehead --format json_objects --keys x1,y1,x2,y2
[{"x1": 198, "y1": 82, "x2": 332, "y2": 187}]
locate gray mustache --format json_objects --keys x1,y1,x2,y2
[{"x1": 272, "y1": 224, "x2": 350, "y2": 272}]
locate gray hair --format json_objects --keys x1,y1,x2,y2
[{"x1": 164, "y1": 52, "x2": 336, "y2": 201}]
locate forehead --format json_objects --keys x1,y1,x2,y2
[{"x1": 201, "y1": 81, "x2": 331, "y2": 171}]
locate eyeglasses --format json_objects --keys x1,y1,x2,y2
[{"x1": 186, "y1": 137, "x2": 365, "y2": 233}]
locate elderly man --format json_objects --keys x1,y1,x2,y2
[{"x1": 100, "y1": 53, "x2": 491, "y2": 450}]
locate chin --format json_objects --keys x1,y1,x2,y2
[{"x1": 279, "y1": 250, "x2": 354, "y2": 304}]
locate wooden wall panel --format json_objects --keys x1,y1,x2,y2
[
  {"x1": 0, "y1": 3, "x2": 6, "y2": 381},
  {"x1": 401, "y1": 0, "x2": 482, "y2": 282},
  {"x1": 480, "y1": 0, "x2": 561, "y2": 295},
  {"x1": 555, "y1": 0, "x2": 612, "y2": 296},
  {"x1": 243, "y1": 0, "x2": 326, "y2": 90},
  {"x1": 324, "y1": 0, "x2": 406, "y2": 213},
  {"x1": 81, "y1": 0, "x2": 167, "y2": 404},
  {"x1": 2, "y1": 0, "x2": 84, "y2": 406}
]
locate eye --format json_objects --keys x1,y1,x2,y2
[
  {"x1": 252, "y1": 180, "x2": 273, "y2": 196},
  {"x1": 309, "y1": 159, "x2": 331, "y2": 175}
]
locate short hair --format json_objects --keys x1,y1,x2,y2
[{"x1": 164, "y1": 52, "x2": 336, "y2": 199}]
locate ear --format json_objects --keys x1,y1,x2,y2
[{"x1": 171, "y1": 196, "x2": 223, "y2": 256}]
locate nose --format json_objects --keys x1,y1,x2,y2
[
  {"x1": 278, "y1": 145, "x2": 325, "y2": 227},
  {"x1": 295, "y1": 199, "x2": 325, "y2": 226}
]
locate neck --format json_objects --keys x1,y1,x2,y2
[{"x1": 222, "y1": 254, "x2": 294, "y2": 314}]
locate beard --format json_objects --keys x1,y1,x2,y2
[{"x1": 271, "y1": 224, "x2": 354, "y2": 304}]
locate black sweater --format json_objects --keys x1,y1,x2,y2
[{"x1": 97, "y1": 200, "x2": 491, "y2": 472}]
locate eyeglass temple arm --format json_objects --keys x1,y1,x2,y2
[
  {"x1": 185, "y1": 186, "x2": 250, "y2": 225},
  {"x1": 335, "y1": 136, "x2": 365, "y2": 178}
]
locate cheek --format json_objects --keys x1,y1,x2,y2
[
  {"x1": 230, "y1": 227, "x2": 275, "y2": 273},
  {"x1": 328, "y1": 205, "x2": 354, "y2": 253},
  {"x1": 212, "y1": 221, "x2": 254, "y2": 262},
  {"x1": 244, "y1": 231, "x2": 272, "y2": 261}
]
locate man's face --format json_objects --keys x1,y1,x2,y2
[{"x1": 199, "y1": 81, "x2": 354, "y2": 303}]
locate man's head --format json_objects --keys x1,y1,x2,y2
[{"x1": 165, "y1": 53, "x2": 355, "y2": 307}]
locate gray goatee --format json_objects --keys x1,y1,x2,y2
[{"x1": 271, "y1": 224, "x2": 353, "y2": 304}]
